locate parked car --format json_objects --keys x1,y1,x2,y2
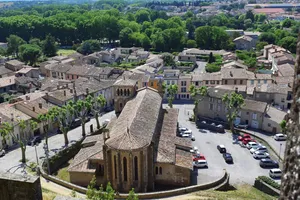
[
  {"x1": 246, "y1": 142, "x2": 260, "y2": 150},
  {"x1": 253, "y1": 151, "x2": 270, "y2": 159},
  {"x1": 250, "y1": 146, "x2": 268, "y2": 154},
  {"x1": 179, "y1": 127, "x2": 188, "y2": 132},
  {"x1": 216, "y1": 124, "x2": 224, "y2": 128},
  {"x1": 223, "y1": 153, "x2": 233, "y2": 163},
  {"x1": 269, "y1": 168, "x2": 282, "y2": 178},
  {"x1": 260, "y1": 159, "x2": 279, "y2": 168},
  {"x1": 193, "y1": 159, "x2": 208, "y2": 168},
  {"x1": 242, "y1": 137, "x2": 256, "y2": 145},
  {"x1": 183, "y1": 129, "x2": 192, "y2": 135},
  {"x1": 193, "y1": 154, "x2": 206, "y2": 161},
  {"x1": 274, "y1": 133, "x2": 287, "y2": 141},
  {"x1": 181, "y1": 134, "x2": 191, "y2": 138},
  {"x1": 56, "y1": 129, "x2": 62, "y2": 134},
  {"x1": 27, "y1": 136, "x2": 41, "y2": 146},
  {"x1": 191, "y1": 135, "x2": 195, "y2": 141},
  {"x1": 238, "y1": 133, "x2": 251, "y2": 141},
  {"x1": 217, "y1": 145, "x2": 226, "y2": 153},
  {"x1": 71, "y1": 118, "x2": 81, "y2": 129},
  {"x1": 235, "y1": 124, "x2": 248, "y2": 129},
  {"x1": 0, "y1": 149, "x2": 5, "y2": 157}
]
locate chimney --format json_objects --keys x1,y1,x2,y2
[
  {"x1": 63, "y1": 90, "x2": 66, "y2": 96},
  {"x1": 39, "y1": 103, "x2": 42, "y2": 109},
  {"x1": 32, "y1": 107, "x2": 35, "y2": 112},
  {"x1": 25, "y1": 95, "x2": 30, "y2": 100}
]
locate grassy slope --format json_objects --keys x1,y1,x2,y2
[
  {"x1": 52, "y1": 159, "x2": 72, "y2": 182},
  {"x1": 57, "y1": 49, "x2": 76, "y2": 56}
]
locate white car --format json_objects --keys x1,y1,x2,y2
[
  {"x1": 190, "y1": 149, "x2": 200, "y2": 155},
  {"x1": 179, "y1": 127, "x2": 188, "y2": 132},
  {"x1": 269, "y1": 168, "x2": 282, "y2": 178},
  {"x1": 250, "y1": 146, "x2": 267, "y2": 154},
  {"x1": 0, "y1": 149, "x2": 5, "y2": 157},
  {"x1": 274, "y1": 133, "x2": 287, "y2": 141},
  {"x1": 183, "y1": 129, "x2": 192, "y2": 135},
  {"x1": 246, "y1": 142, "x2": 260, "y2": 150},
  {"x1": 253, "y1": 151, "x2": 270, "y2": 159},
  {"x1": 193, "y1": 159, "x2": 208, "y2": 168},
  {"x1": 181, "y1": 134, "x2": 191, "y2": 138}
]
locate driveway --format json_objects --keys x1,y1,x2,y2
[
  {"x1": 0, "y1": 111, "x2": 115, "y2": 175},
  {"x1": 173, "y1": 104, "x2": 281, "y2": 185},
  {"x1": 193, "y1": 61, "x2": 207, "y2": 74}
]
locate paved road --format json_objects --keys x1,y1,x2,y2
[
  {"x1": 174, "y1": 104, "x2": 281, "y2": 185},
  {"x1": 193, "y1": 61, "x2": 207, "y2": 74},
  {"x1": 0, "y1": 111, "x2": 115, "y2": 175}
]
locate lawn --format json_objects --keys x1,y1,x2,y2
[
  {"x1": 42, "y1": 188, "x2": 57, "y2": 200},
  {"x1": 57, "y1": 49, "x2": 76, "y2": 56},
  {"x1": 52, "y1": 159, "x2": 72, "y2": 182},
  {"x1": 186, "y1": 184, "x2": 276, "y2": 200}
]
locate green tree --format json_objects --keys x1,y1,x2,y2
[
  {"x1": 0, "y1": 47, "x2": 6, "y2": 56},
  {"x1": 256, "y1": 41, "x2": 268, "y2": 51},
  {"x1": 119, "y1": 27, "x2": 133, "y2": 47},
  {"x1": 161, "y1": 53, "x2": 175, "y2": 66},
  {"x1": 280, "y1": 120, "x2": 287, "y2": 134},
  {"x1": 259, "y1": 32, "x2": 276, "y2": 44},
  {"x1": 37, "y1": 110, "x2": 55, "y2": 150},
  {"x1": 42, "y1": 34, "x2": 57, "y2": 57},
  {"x1": 245, "y1": 10, "x2": 255, "y2": 22},
  {"x1": 86, "y1": 176, "x2": 115, "y2": 200},
  {"x1": 208, "y1": 52, "x2": 215, "y2": 63},
  {"x1": 135, "y1": 9, "x2": 150, "y2": 23},
  {"x1": 282, "y1": 18, "x2": 294, "y2": 28},
  {"x1": 6, "y1": 35, "x2": 26, "y2": 57},
  {"x1": 127, "y1": 188, "x2": 138, "y2": 200},
  {"x1": 74, "y1": 96, "x2": 93, "y2": 137},
  {"x1": 167, "y1": 84, "x2": 178, "y2": 108},
  {"x1": 77, "y1": 40, "x2": 101, "y2": 55},
  {"x1": 18, "y1": 44, "x2": 41, "y2": 66},
  {"x1": 278, "y1": 36, "x2": 297, "y2": 53},
  {"x1": 140, "y1": 35, "x2": 151, "y2": 50},
  {"x1": 222, "y1": 92, "x2": 245, "y2": 133},
  {"x1": 189, "y1": 85, "x2": 208, "y2": 115},
  {"x1": 186, "y1": 40, "x2": 197, "y2": 48},
  {"x1": 91, "y1": 95, "x2": 106, "y2": 130}
]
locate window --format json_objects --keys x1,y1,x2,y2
[
  {"x1": 224, "y1": 80, "x2": 228, "y2": 85},
  {"x1": 155, "y1": 167, "x2": 158, "y2": 175},
  {"x1": 117, "y1": 89, "x2": 120, "y2": 96},
  {"x1": 181, "y1": 87, "x2": 186, "y2": 93},
  {"x1": 127, "y1": 89, "x2": 130, "y2": 96},
  {"x1": 114, "y1": 155, "x2": 117, "y2": 179},
  {"x1": 209, "y1": 97, "x2": 213, "y2": 102},
  {"x1": 179, "y1": 56, "x2": 181, "y2": 60},
  {"x1": 252, "y1": 113, "x2": 257, "y2": 120},
  {"x1": 123, "y1": 157, "x2": 127, "y2": 181},
  {"x1": 217, "y1": 99, "x2": 221, "y2": 104},
  {"x1": 205, "y1": 81, "x2": 209, "y2": 84},
  {"x1": 134, "y1": 156, "x2": 138, "y2": 181},
  {"x1": 211, "y1": 81, "x2": 215, "y2": 84},
  {"x1": 240, "y1": 80, "x2": 243, "y2": 84},
  {"x1": 143, "y1": 82, "x2": 147, "y2": 87},
  {"x1": 171, "y1": 81, "x2": 175, "y2": 85},
  {"x1": 167, "y1": 80, "x2": 170, "y2": 85},
  {"x1": 234, "y1": 80, "x2": 237, "y2": 85},
  {"x1": 120, "y1": 89, "x2": 123, "y2": 96},
  {"x1": 150, "y1": 82, "x2": 154, "y2": 87},
  {"x1": 217, "y1": 81, "x2": 220, "y2": 84},
  {"x1": 188, "y1": 57, "x2": 190, "y2": 60},
  {"x1": 218, "y1": 105, "x2": 221, "y2": 111},
  {"x1": 251, "y1": 80, "x2": 254, "y2": 85},
  {"x1": 209, "y1": 104, "x2": 213, "y2": 110},
  {"x1": 124, "y1": 89, "x2": 127, "y2": 96},
  {"x1": 264, "y1": 80, "x2": 267, "y2": 84},
  {"x1": 281, "y1": 98, "x2": 285, "y2": 103},
  {"x1": 181, "y1": 81, "x2": 186, "y2": 86},
  {"x1": 258, "y1": 80, "x2": 261, "y2": 84},
  {"x1": 246, "y1": 112, "x2": 249, "y2": 115},
  {"x1": 268, "y1": 123, "x2": 271, "y2": 127},
  {"x1": 159, "y1": 167, "x2": 162, "y2": 175}
]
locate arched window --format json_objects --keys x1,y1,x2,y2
[
  {"x1": 127, "y1": 89, "x2": 130, "y2": 96},
  {"x1": 124, "y1": 89, "x2": 127, "y2": 96},
  {"x1": 120, "y1": 89, "x2": 123, "y2": 96},
  {"x1": 134, "y1": 156, "x2": 138, "y2": 181},
  {"x1": 117, "y1": 89, "x2": 120, "y2": 96},
  {"x1": 155, "y1": 167, "x2": 158, "y2": 175},
  {"x1": 159, "y1": 167, "x2": 162, "y2": 175},
  {"x1": 123, "y1": 157, "x2": 127, "y2": 181},
  {"x1": 114, "y1": 155, "x2": 117, "y2": 179}
]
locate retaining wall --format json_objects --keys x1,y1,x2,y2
[{"x1": 254, "y1": 179, "x2": 280, "y2": 197}]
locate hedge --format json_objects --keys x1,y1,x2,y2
[{"x1": 257, "y1": 176, "x2": 281, "y2": 190}]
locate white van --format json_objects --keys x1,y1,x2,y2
[{"x1": 269, "y1": 168, "x2": 282, "y2": 178}]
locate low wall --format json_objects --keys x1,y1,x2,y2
[
  {"x1": 254, "y1": 179, "x2": 280, "y2": 197},
  {"x1": 40, "y1": 163, "x2": 228, "y2": 199},
  {"x1": 236, "y1": 129, "x2": 283, "y2": 162}
]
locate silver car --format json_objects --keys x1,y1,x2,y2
[{"x1": 0, "y1": 149, "x2": 5, "y2": 157}]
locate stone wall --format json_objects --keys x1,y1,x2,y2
[
  {"x1": 254, "y1": 179, "x2": 280, "y2": 197},
  {"x1": 0, "y1": 172, "x2": 42, "y2": 200}
]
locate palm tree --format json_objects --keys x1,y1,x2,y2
[
  {"x1": 91, "y1": 95, "x2": 106, "y2": 130},
  {"x1": 189, "y1": 85, "x2": 208, "y2": 116},
  {"x1": 38, "y1": 112, "x2": 55, "y2": 150},
  {"x1": 74, "y1": 96, "x2": 93, "y2": 137}
]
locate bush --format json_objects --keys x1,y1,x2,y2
[
  {"x1": 206, "y1": 63, "x2": 221, "y2": 73},
  {"x1": 257, "y1": 176, "x2": 281, "y2": 190}
]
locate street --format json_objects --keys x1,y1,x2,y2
[
  {"x1": 173, "y1": 104, "x2": 283, "y2": 185},
  {"x1": 193, "y1": 61, "x2": 207, "y2": 74},
  {"x1": 0, "y1": 111, "x2": 115, "y2": 175}
]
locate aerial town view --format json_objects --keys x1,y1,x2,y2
[{"x1": 0, "y1": 0, "x2": 300, "y2": 199}]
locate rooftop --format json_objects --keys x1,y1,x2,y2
[
  {"x1": 0, "y1": 66, "x2": 13, "y2": 76},
  {"x1": 0, "y1": 76, "x2": 16, "y2": 88}
]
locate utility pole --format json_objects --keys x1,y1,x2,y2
[{"x1": 279, "y1": 143, "x2": 282, "y2": 162}]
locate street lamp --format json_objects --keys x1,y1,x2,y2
[{"x1": 279, "y1": 143, "x2": 283, "y2": 162}]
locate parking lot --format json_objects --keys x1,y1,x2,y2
[{"x1": 173, "y1": 104, "x2": 281, "y2": 185}]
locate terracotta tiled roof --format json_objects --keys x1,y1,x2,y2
[
  {"x1": 277, "y1": 63, "x2": 294, "y2": 77},
  {"x1": 106, "y1": 88, "x2": 162, "y2": 150},
  {"x1": 175, "y1": 148, "x2": 193, "y2": 169},
  {"x1": 242, "y1": 99, "x2": 267, "y2": 113}
]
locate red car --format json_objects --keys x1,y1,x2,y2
[
  {"x1": 242, "y1": 137, "x2": 256, "y2": 145},
  {"x1": 238, "y1": 134, "x2": 251, "y2": 141},
  {"x1": 193, "y1": 154, "x2": 206, "y2": 161}
]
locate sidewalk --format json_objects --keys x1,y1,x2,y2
[{"x1": 41, "y1": 177, "x2": 85, "y2": 198}]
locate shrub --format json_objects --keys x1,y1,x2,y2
[
  {"x1": 257, "y1": 176, "x2": 281, "y2": 190},
  {"x1": 206, "y1": 63, "x2": 221, "y2": 73}
]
